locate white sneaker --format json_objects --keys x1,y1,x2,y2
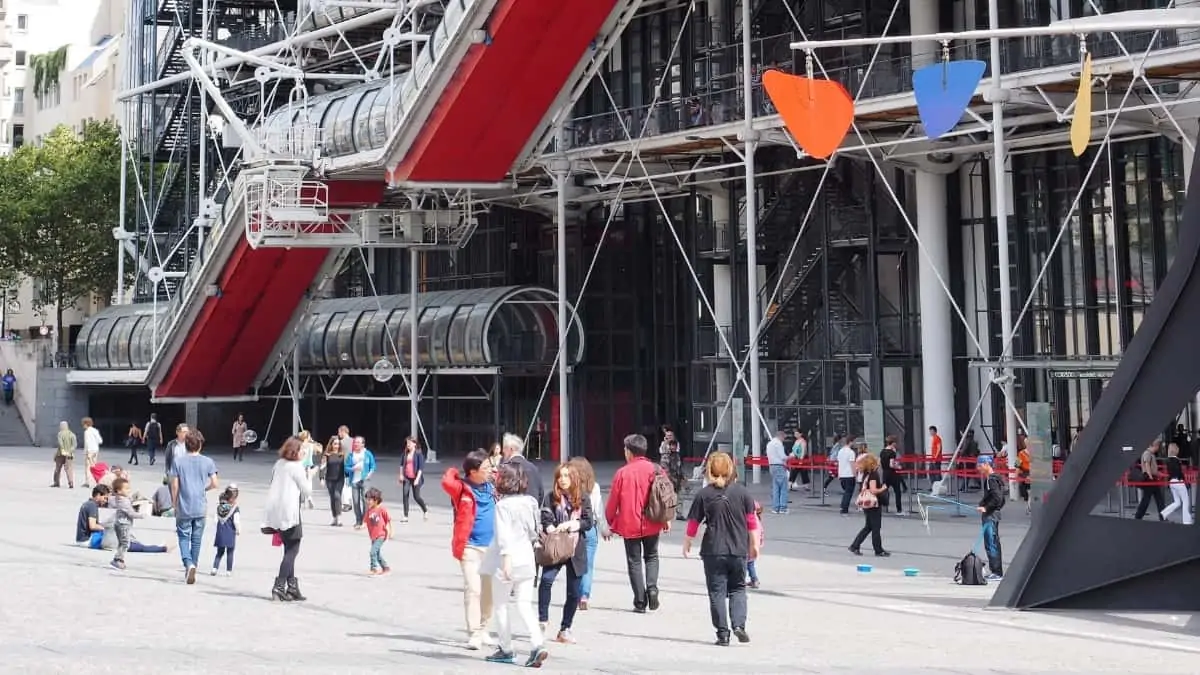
[
  {"x1": 466, "y1": 633, "x2": 484, "y2": 651},
  {"x1": 210, "y1": 568, "x2": 218, "y2": 577}
]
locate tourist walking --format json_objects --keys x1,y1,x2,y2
[
  {"x1": 442, "y1": 449, "x2": 497, "y2": 650},
  {"x1": 398, "y1": 436, "x2": 429, "y2": 521},
  {"x1": 321, "y1": 435, "x2": 347, "y2": 526},
  {"x1": 789, "y1": 431, "x2": 810, "y2": 490},
  {"x1": 263, "y1": 436, "x2": 312, "y2": 601},
  {"x1": 126, "y1": 422, "x2": 143, "y2": 466},
  {"x1": 482, "y1": 442, "x2": 503, "y2": 480},
  {"x1": 1133, "y1": 440, "x2": 1166, "y2": 521},
  {"x1": 879, "y1": 436, "x2": 904, "y2": 514},
  {"x1": 144, "y1": 413, "x2": 163, "y2": 466},
  {"x1": 298, "y1": 431, "x2": 319, "y2": 509},
  {"x1": 835, "y1": 436, "x2": 858, "y2": 514},
  {"x1": 1161, "y1": 442, "x2": 1193, "y2": 524},
  {"x1": 168, "y1": 429, "x2": 219, "y2": 584},
  {"x1": 682, "y1": 451, "x2": 759, "y2": 646},
  {"x1": 501, "y1": 433, "x2": 544, "y2": 502},
  {"x1": 364, "y1": 487, "x2": 393, "y2": 575},
  {"x1": 232, "y1": 414, "x2": 248, "y2": 461},
  {"x1": 211, "y1": 485, "x2": 241, "y2": 576},
  {"x1": 848, "y1": 454, "x2": 891, "y2": 557},
  {"x1": 659, "y1": 426, "x2": 684, "y2": 520},
  {"x1": 537, "y1": 462, "x2": 593, "y2": 644},
  {"x1": 606, "y1": 434, "x2": 668, "y2": 613},
  {"x1": 568, "y1": 456, "x2": 610, "y2": 610},
  {"x1": 81, "y1": 417, "x2": 103, "y2": 488},
  {"x1": 165, "y1": 423, "x2": 189, "y2": 476},
  {"x1": 746, "y1": 502, "x2": 764, "y2": 588},
  {"x1": 52, "y1": 420, "x2": 76, "y2": 489},
  {"x1": 345, "y1": 436, "x2": 377, "y2": 529},
  {"x1": 482, "y1": 463, "x2": 548, "y2": 667}
]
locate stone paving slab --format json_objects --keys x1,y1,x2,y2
[{"x1": 0, "y1": 446, "x2": 1196, "y2": 674}]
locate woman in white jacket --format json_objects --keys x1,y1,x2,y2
[
  {"x1": 263, "y1": 436, "x2": 313, "y2": 602},
  {"x1": 481, "y1": 463, "x2": 548, "y2": 668}
]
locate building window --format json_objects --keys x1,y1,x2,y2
[
  {"x1": 15, "y1": 51, "x2": 26, "y2": 67},
  {"x1": 17, "y1": 14, "x2": 28, "y2": 31},
  {"x1": 13, "y1": 124, "x2": 24, "y2": 149},
  {"x1": 13, "y1": 87, "x2": 23, "y2": 116}
]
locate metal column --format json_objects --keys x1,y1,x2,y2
[
  {"x1": 554, "y1": 163, "x2": 571, "y2": 461},
  {"x1": 410, "y1": 248, "x2": 420, "y2": 439},
  {"x1": 741, "y1": 0, "x2": 763, "y2": 484},
  {"x1": 987, "y1": 0, "x2": 1020, "y2": 498},
  {"x1": 291, "y1": 346, "x2": 301, "y2": 434}
]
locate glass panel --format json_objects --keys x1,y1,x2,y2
[
  {"x1": 107, "y1": 317, "x2": 133, "y2": 369},
  {"x1": 130, "y1": 315, "x2": 153, "y2": 369},
  {"x1": 351, "y1": 310, "x2": 376, "y2": 367},
  {"x1": 308, "y1": 313, "x2": 336, "y2": 369},
  {"x1": 353, "y1": 88, "x2": 381, "y2": 153},
  {"x1": 333, "y1": 90, "x2": 365, "y2": 156},
  {"x1": 87, "y1": 319, "x2": 111, "y2": 369},
  {"x1": 387, "y1": 308, "x2": 410, "y2": 359},
  {"x1": 321, "y1": 99, "x2": 344, "y2": 156},
  {"x1": 369, "y1": 83, "x2": 392, "y2": 149},
  {"x1": 465, "y1": 304, "x2": 490, "y2": 364},
  {"x1": 447, "y1": 303, "x2": 472, "y2": 366},
  {"x1": 327, "y1": 312, "x2": 355, "y2": 367}
]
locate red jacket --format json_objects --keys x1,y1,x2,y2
[
  {"x1": 441, "y1": 467, "x2": 480, "y2": 561},
  {"x1": 605, "y1": 456, "x2": 667, "y2": 539}
]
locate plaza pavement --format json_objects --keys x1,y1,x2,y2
[{"x1": 2, "y1": 445, "x2": 1198, "y2": 674}]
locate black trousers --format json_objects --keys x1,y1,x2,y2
[
  {"x1": 702, "y1": 554, "x2": 748, "y2": 639},
  {"x1": 788, "y1": 468, "x2": 810, "y2": 485},
  {"x1": 623, "y1": 535, "x2": 660, "y2": 607},
  {"x1": 326, "y1": 478, "x2": 345, "y2": 519},
  {"x1": 402, "y1": 480, "x2": 427, "y2": 517},
  {"x1": 276, "y1": 528, "x2": 302, "y2": 580},
  {"x1": 886, "y1": 477, "x2": 904, "y2": 513},
  {"x1": 1134, "y1": 486, "x2": 1166, "y2": 520},
  {"x1": 850, "y1": 507, "x2": 884, "y2": 554}
]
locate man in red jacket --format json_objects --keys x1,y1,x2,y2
[
  {"x1": 441, "y1": 449, "x2": 496, "y2": 650},
  {"x1": 606, "y1": 434, "x2": 669, "y2": 613}
]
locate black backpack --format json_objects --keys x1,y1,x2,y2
[{"x1": 955, "y1": 551, "x2": 987, "y2": 586}]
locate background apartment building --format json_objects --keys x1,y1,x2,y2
[{"x1": 0, "y1": 0, "x2": 122, "y2": 344}]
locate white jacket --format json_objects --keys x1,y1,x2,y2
[
  {"x1": 482, "y1": 494, "x2": 540, "y2": 578},
  {"x1": 262, "y1": 459, "x2": 312, "y2": 532},
  {"x1": 83, "y1": 427, "x2": 103, "y2": 455}
]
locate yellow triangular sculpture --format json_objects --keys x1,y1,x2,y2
[{"x1": 1070, "y1": 55, "x2": 1093, "y2": 157}]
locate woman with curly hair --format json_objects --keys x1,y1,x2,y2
[
  {"x1": 566, "y1": 457, "x2": 610, "y2": 610},
  {"x1": 537, "y1": 462, "x2": 593, "y2": 644},
  {"x1": 848, "y1": 453, "x2": 890, "y2": 557}
]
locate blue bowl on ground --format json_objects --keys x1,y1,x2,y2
[
  {"x1": 903, "y1": 568, "x2": 920, "y2": 577},
  {"x1": 856, "y1": 564, "x2": 873, "y2": 573}
]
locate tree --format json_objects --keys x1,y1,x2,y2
[{"x1": 0, "y1": 120, "x2": 122, "y2": 349}]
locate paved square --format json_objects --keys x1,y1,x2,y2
[{"x1": 2, "y1": 446, "x2": 1198, "y2": 674}]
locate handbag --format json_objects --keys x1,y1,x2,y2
[
  {"x1": 855, "y1": 489, "x2": 878, "y2": 509},
  {"x1": 535, "y1": 529, "x2": 578, "y2": 567}
]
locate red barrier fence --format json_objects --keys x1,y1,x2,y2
[{"x1": 685, "y1": 453, "x2": 1199, "y2": 487}]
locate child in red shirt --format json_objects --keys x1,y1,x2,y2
[{"x1": 364, "y1": 487, "x2": 393, "y2": 575}]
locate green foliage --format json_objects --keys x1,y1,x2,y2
[
  {"x1": 0, "y1": 120, "x2": 122, "y2": 347},
  {"x1": 29, "y1": 46, "x2": 68, "y2": 98}
]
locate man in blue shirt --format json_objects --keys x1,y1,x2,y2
[
  {"x1": 1, "y1": 369, "x2": 15, "y2": 406},
  {"x1": 168, "y1": 428, "x2": 218, "y2": 584}
]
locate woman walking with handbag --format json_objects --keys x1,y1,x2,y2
[
  {"x1": 397, "y1": 437, "x2": 429, "y2": 522},
  {"x1": 263, "y1": 436, "x2": 313, "y2": 601},
  {"x1": 481, "y1": 463, "x2": 549, "y2": 667},
  {"x1": 567, "y1": 457, "x2": 610, "y2": 611},
  {"x1": 848, "y1": 454, "x2": 891, "y2": 557},
  {"x1": 537, "y1": 463, "x2": 593, "y2": 645}
]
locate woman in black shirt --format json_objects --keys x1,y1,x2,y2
[
  {"x1": 320, "y1": 436, "x2": 347, "y2": 526},
  {"x1": 849, "y1": 454, "x2": 891, "y2": 557},
  {"x1": 683, "y1": 451, "x2": 761, "y2": 646},
  {"x1": 1161, "y1": 442, "x2": 1192, "y2": 524}
]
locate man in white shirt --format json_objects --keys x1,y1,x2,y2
[
  {"x1": 82, "y1": 417, "x2": 104, "y2": 488},
  {"x1": 765, "y1": 430, "x2": 789, "y2": 514},
  {"x1": 836, "y1": 436, "x2": 858, "y2": 514}
]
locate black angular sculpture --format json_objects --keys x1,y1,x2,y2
[{"x1": 992, "y1": 141, "x2": 1200, "y2": 611}]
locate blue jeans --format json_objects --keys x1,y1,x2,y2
[
  {"x1": 175, "y1": 516, "x2": 206, "y2": 568},
  {"x1": 370, "y1": 537, "x2": 388, "y2": 570},
  {"x1": 580, "y1": 526, "x2": 599, "y2": 598},
  {"x1": 746, "y1": 559, "x2": 759, "y2": 583},
  {"x1": 981, "y1": 514, "x2": 1003, "y2": 576},
  {"x1": 769, "y1": 465, "x2": 788, "y2": 512}
]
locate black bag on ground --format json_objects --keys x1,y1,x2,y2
[{"x1": 954, "y1": 551, "x2": 987, "y2": 586}]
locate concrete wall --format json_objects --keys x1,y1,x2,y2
[
  {"x1": 0, "y1": 339, "x2": 46, "y2": 440},
  {"x1": 33, "y1": 368, "x2": 88, "y2": 447}
]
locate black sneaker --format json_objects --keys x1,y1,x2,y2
[
  {"x1": 715, "y1": 636, "x2": 730, "y2": 646},
  {"x1": 633, "y1": 605, "x2": 647, "y2": 614},
  {"x1": 647, "y1": 589, "x2": 660, "y2": 611},
  {"x1": 484, "y1": 649, "x2": 514, "y2": 664},
  {"x1": 733, "y1": 627, "x2": 750, "y2": 643}
]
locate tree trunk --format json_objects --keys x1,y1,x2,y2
[{"x1": 55, "y1": 287, "x2": 66, "y2": 354}]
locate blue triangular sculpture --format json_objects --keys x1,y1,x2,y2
[{"x1": 912, "y1": 60, "x2": 987, "y2": 139}]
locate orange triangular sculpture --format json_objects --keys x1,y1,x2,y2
[{"x1": 763, "y1": 69, "x2": 854, "y2": 160}]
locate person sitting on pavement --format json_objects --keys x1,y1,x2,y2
[
  {"x1": 73, "y1": 484, "x2": 171, "y2": 554},
  {"x1": 153, "y1": 476, "x2": 174, "y2": 517}
]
